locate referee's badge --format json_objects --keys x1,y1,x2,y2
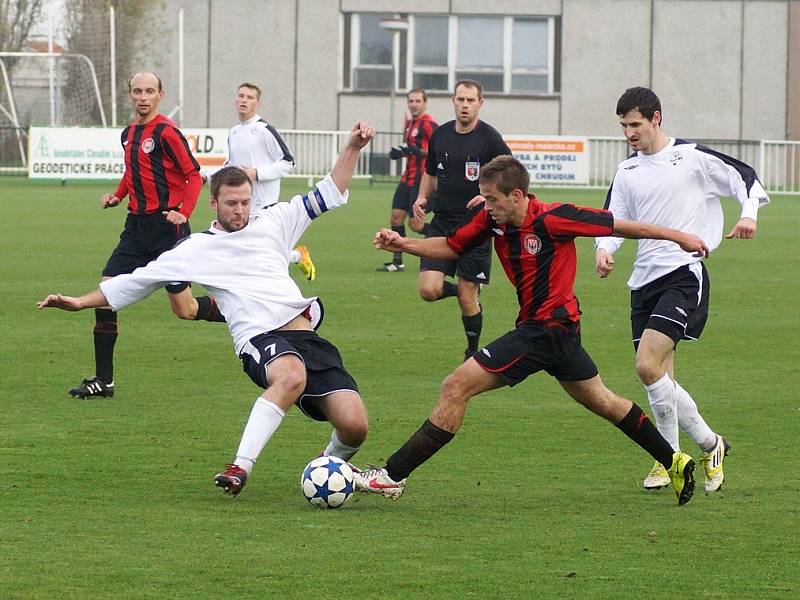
[
  {"x1": 523, "y1": 234, "x2": 542, "y2": 255},
  {"x1": 465, "y1": 161, "x2": 480, "y2": 181},
  {"x1": 669, "y1": 151, "x2": 682, "y2": 166},
  {"x1": 141, "y1": 138, "x2": 155, "y2": 154}
]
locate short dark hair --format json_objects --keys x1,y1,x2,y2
[
  {"x1": 128, "y1": 72, "x2": 163, "y2": 92},
  {"x1": 479, "y1": 155, "x2": 530, "y2": 196},
  {"x1": 407, "y1": 88, "x2": 427, "y2": 102},
  {"x1": 616, "y1": 86, "x2": 662, "y2": 123},
  {"x1": 454, "y1": 79, "x2": 483, "y2": 100},
  {"x1": 238, "y1": 82, "x2": 262, "y2": 101},
  {"x1": 210, "y1": 166, "x2": 252, "y2": 198}
]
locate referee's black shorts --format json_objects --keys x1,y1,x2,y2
[
  {"x1": 420, "y1": 216, "x2": 492, "y2": 284},
  {"x1": 103, "y1": 212, "x2": 191, "y2": 277},
  {"x1": 472, "y1": 320, "x2": 599, "y2": 386},
  {"x1": 630, "y1": 262, "x2": 710, "y2": 350}
]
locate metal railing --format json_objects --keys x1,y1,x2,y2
[{"x1": 3, "y1": 126, "x2": 800, "y2": 193}]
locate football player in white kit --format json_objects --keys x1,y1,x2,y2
[
  {"x1": 38, "y1": 122, "x2": 376, "y2": 498},
  {"x1": 595, "y1": 87, "x2": 769, "y2": 493}
]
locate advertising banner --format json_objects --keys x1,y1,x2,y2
[
  {"x1": 28, "y1": 126, "x2": 228, "y2": 179},
  {"x1": 505, "y1": 136, "x2": 590, "y2": 185}
]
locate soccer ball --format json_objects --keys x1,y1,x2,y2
[{"x1": 300, "y1": 456, "x2": 355, "y2": 509}]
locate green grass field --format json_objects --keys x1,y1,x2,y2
[{"x1": 1, "y1": 175, "x2": 798, "y2": 599}]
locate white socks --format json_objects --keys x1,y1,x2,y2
[
  {"x1": 289, "y1": 249, "x2": 301, "y2": 264},
  {"x1": 322, "y1": 429, "x2": 361, "y2": 462},
  {"x1": 233, "y1": 398, "x2": 286, "y2": 473},
  {"x1": 645, "y1": 374, "x2": 680, "y2": 451},
  {"x1": 645, "y1": 374, "x2": 718, "y2": 453},
  {"x1": 674, "y1": 381, "x2": 717, "y2": 452}
]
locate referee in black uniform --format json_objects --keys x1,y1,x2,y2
[{"x1": 412, "y1": 79, "x2": 511, "y2": 360}]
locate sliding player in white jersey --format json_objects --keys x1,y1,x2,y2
[
  {"x1": 37, "y1": 121, "x2": 376, "y2": 498},
  {"x1": 595, "y1": 87, "x2": 770, "y2": 493}
]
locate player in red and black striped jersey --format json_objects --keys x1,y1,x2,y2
[
  {"x1": 67, "y1": 72, "x2": 202, "y2": 400},
  {"x1": 377, "y1": 89, "x2": 438, "y2": 272},
  {"x1": 362, "y1": 156, "x2": 711, "y2": 505}
]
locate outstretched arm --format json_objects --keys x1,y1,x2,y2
[
  {"x1": 330, "y1": 121, "x2": 375, "y2": 194},
  {"x1": 374, "y1": 228, "x2": 458, "y2": 260},
  {"x1": 37, "y1": 289, "x2": 109, "y2": 311},
  {"x1": 612, "y1": 219, "x2": 709, "y2": 257}
]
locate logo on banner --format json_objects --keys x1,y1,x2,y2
[
  {"x1": 142, "y1": 138, "x2": 155, "y2": 154},
  {"x1": 465, "y1": 161, "x2": 480, "y2": 181},
  {"x1": 669, "y1": 151, "x2": 682, "y2": 167},
  {"x1": 523, "y1": 234, "x2": 542, "y2": 255}
]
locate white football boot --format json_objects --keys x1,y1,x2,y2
[{"x1": 353, "y1": 466, "x2": 406, "y2": 499}]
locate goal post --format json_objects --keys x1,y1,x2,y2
[{"x1": 0, "y1": 51, "x2": 107, "y2": 172}]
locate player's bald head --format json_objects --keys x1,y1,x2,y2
[{"x1": 128, "y1": 72, "x2": 163, "y2": 92}]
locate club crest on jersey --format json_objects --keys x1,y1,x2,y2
[
  {"x1": 523, "y1": 234, "x2": 542, "y2": 255},
  {"x1": 411, "y1": 127, "x2": 419, "y2": 137},
  {"x1": 141, "y1": 138, "x2": 155, "y2": 154},
  {"x1": 669, "y1": 151, "x2": 682, "y2": 167},
  {"x1": 465, "y1": 161, "x2": 480, "y2": 181}
]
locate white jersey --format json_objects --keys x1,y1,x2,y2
[
  {"x1": 100, "y1": 176, "x2": 345, "y2": 354},
  {"x1": 226, "y1": 114, "x2": 295, "y2": 209},
  {"x1": 596, "y1": 137, "x2": 769, "y2": 289}
]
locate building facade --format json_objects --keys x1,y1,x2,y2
[{"x1": 149, "y1": 0, "x2": 799, "y2": 140}]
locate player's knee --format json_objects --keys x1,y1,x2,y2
[
  {"x1": 419, "y1": 285, "x2": 441, "y2": 302},
  {"x1": 634, "y1": 355, "x2": 661, "y2": 384},
  {"x1": 440, "y1": 371, "x2": 471, "y2": 406},
  {"x1": 170, "y1": 303, "x2": 195, "y2": 320},
  {"x1": 270, "y1": 366, "x2": 306, "y2": 399},
  {"x1": 342, "y1": 417, "x2": 368, "y2": 446}
]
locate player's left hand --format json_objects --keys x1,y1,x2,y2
[
  {"x1": 349, "y1": 121, "x2": 375, "y2": 149},
  {"x1": 678, "y1": 233, "x2": 710, "y2": 258},
  {"x1": 466, "y1": 194, "x2": 486, "y2": 210},
  {"x1": 37, "y1": 294, "x2": 82, "y2": 311},
  {"x1": 725, "y1": 217, "x2": 757, "y2": 239},
  {"x1": 163, "y1": 210, "x2": 188, "y2": 225},
  {"x1": 373, "y1": 228, "x2": 402, "y2": 252}
]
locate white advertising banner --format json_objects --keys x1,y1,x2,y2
[
  {"x1": 28, "y1": 126, "x2": 229, "y2": 179},
  {"x1": 505, "y1": 136, "x2": 590, "y2": 185}
]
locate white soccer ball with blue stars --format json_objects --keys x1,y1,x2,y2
[{"x1": 300, "y1": 455, "x2": 355, "y2": 509}]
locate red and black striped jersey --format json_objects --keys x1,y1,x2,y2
[
  {"x1": 114, "y1": 114, "x2": 202, "y2": 218},
  {"x1": 400, "y1": 113, "x2": 437, "y2": 187},
  {"x1": 447, "y1": 195, "x2": 614, "y2": 325}
]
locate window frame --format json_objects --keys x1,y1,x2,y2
[{"x1": 344, "y1": 13, "x2": 559, "y2": 96}]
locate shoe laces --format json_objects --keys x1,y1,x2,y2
[{"x1": 359, "y1": 465, "x2": 388, "y2": 481}]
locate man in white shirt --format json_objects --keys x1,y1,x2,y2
[
  {"x1": 37, "y1": 121, "x2": 376, "y2": 498},
  {"x1": 595, "y1": 87, "x2": 769, "y2": 493},
  {"x1": 227, "y1": 82, "x2": 315, "y2": 281}
]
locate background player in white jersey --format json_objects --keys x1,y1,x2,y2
[
  {"x1": 226, "y1": 82, "x2": 315, "y2": 281},
  {"x1": 37, "y1": 121, "x2": 376, "y2": 498},
  {"x1": 595, "y1": 87, "x2": 770, "y2": 492}
]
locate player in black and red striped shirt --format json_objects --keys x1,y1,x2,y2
[
  {"x1": 68, "y1": 72, "x2": 202, "y2": 399},
  {"x1": 378, "y1": 88, "x2": 438, "y2": 272},
  {"x1": 358, "y1": 155, "x2": 711, "y2": 506}
]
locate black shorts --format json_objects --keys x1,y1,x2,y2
[
  {"x1": 239, "y1": 330, "x2": 359, "y2": 422},
  {"x1": 103, "y1": 212, "x2": 191, "y2": 277},
  {"x1": 391, "y1": 182, "x2": 420, "y2": 213},
  {"x1": 630, "y1": 262, "x2": 710, "y2": 349},
  {"x1": 420, "y1": 217, "x2": 492, "y2": 284},
  {"x1": 473, "y1": 320, "x2": 598, "y2": 386}
]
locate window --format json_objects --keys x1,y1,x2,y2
[
  {"x1": 345, "y1": 13, "x2": 558, "y2": 95},
  {"x1": 411, "y1": 16, "x2": 448, "y2": 91},
  {"x1": 351, "y1": 13, "x2": 393, "y2": 90}
]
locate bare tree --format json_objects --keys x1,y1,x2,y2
[
  {"x1": 63, "y1": 0, "x2": 161, "y2": 124},
  {"x1": 0, "y1": 0, "x2": 43, "y2": 51}
]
